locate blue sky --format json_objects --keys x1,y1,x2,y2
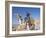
[{"x1": 12, "y1": 7, "x2": 40, "y2": 24}]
